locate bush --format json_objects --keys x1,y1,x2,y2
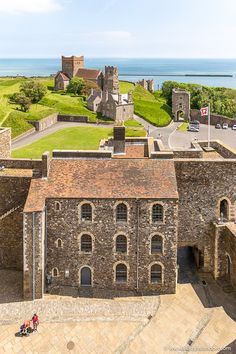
[
  {"x1": 20, "y1": 80, "x2": 47, "y2": 103},
  {"x1": 9, "y1": 92, "x2": 32, "y2": 112},
  {"x1": 82, "y1": 80, "x2": 100, "y2": 96},
  {"x1": 67, "y1": 77, "x2": 85, "y2": 96}
]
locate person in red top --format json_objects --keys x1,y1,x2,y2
[{"x1": 32, "y1": 314, "x2": 39, "y2": 331}]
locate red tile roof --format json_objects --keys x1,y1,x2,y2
[
  {"x1": 76, "y1": 68, "x2": 101, "y2": 80},
  {"x1": 24, "y1": 158, "x2": 178, "y2": 212},
  {"x1": 56, "y1": 71, "x2": 70, "y2": 81}
]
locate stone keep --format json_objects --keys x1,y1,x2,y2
[
  {"x1": 172, "y1": 89, "x2": 190, "y2": 121},
  {"x1": 61, "y1": 55, "x2": 84, "y2": 79}
]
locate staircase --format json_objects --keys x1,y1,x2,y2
[{"x1": 0, "y1": 204, "x2": 22, "y2": 221}]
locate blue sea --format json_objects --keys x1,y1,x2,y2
[{"x1": 1, "y1": 58, "x2": 236, "y2": 89}]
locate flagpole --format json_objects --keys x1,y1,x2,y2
[{"x1": 208, "y1": 103, "x2": 211, "y2": 148}]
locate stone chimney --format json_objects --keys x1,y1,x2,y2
[
  {"x1": 42, "y1": 151, "x2": 50, "y2": 178},
  {"x1": 113, "y1": 126, "x2": 125, "y2": 154}
]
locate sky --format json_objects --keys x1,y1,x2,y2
[{"x1": 0, "y1": 0, "x2": 236, "y2": 58}]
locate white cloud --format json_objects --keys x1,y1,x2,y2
[{"x1": 0, "y1": 0, "x2": 62, "y2": 14}]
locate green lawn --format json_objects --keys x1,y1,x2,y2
[
  {"x1": 177, "y1": 122, "x2": 189, "y2": 132},
  {"x1": 132, "y1": 86, "x2": 172, "y2": 127},
  {"x1": 12, "y1": 126, "x2": 146, "y2": 159},
  {"x1": 124, "y1": 119, "x2": 143, "y2": 127}
]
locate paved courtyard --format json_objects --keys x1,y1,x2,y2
[{"x1": 0, "y1": 264, "x2": 235, "y2": 353}]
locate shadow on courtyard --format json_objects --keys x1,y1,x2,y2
[
  {"x1": 177, "y1": 247, "x2": 236, "y2": 322},
  {"x1": 0, "y1": 269, "x2": 23, "y2": 303},
  {"x1": 217, "y1": 340, "x2": 236, "y2": 354}
]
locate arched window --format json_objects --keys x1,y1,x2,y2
[
  {"x1": 150, "y1": 264, "x2": 162, "y2": 284},
  {"x1": 116, "y1": 263, "x2": 127, "y2": 283},
  {"x1": 81, "y1": 234, "x2": 92, "y2": 252},
  {"x1": 116, "y1": 203, "x2": 127, "y2": 222},
  {"x1": 116, "y1": 235, "x2": 127, "y2": 253},
  {"x1": 220, "y1": 199, "x2": 229, "y2": 221},
  {"x1": 80, "y1": 266, "x2": 92, "y2": 286},
  {"x1": 81, "y1": 203, "x2": 92, "y2": 222},
  {"x1": 151, "y1": 235, "x2": 163, "y2": 254},
  {"x1": 55, "y1": 201, "x2": 61, "y2": 211},
  {"x1": 152, "y1": 204, "x2": 163, "y2": 223},
  {"x1": 52, "y1": 268, "x2": 59, "y2": 277},
  {"x1": 56, "y1": 238, "x2": 62, "y2": 248}
]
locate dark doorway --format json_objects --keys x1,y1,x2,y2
[
  {"x1": 220, "y1": 199, "x2": 229, "y2": 221},
  {"x1": 80, "y1": 267, "x2": 92, "y2": 286},
  {"x1": 177, "y1": 247, "x2": 199, "y2": 284}
]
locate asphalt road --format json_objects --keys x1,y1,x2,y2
[{"x1": 169, "y1": 124, "x2": 236, "y2": 149}]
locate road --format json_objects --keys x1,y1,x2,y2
[{"x1": 169, "y1": 124, "x2": 236, "y2": 149}]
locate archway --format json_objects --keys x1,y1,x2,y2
[
  {"x1": 80, "y1": 267, "x2": 92, "y2": 286},
  {"x1": 177, "y1": 246, "x2": 203, "y2": 284},
  {"x1": 220, "y1": 199, "x2": 229, "y2": 221},
  {"x1": 176, "y1": 110, "x2": 185, "y2": 121}
]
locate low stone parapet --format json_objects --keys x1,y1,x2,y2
[
  {"x1": 57, "y1": 114, "x2": 88, "y2": 123},
  {"x1": 28, "y1": 113, "x2": 58, "y2": 131}
]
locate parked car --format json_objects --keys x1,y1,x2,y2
[
  {"x1": 222, "y1": 123, "x2": 228, "y2": 129},
  {"x1": 188, "y1": 125, "x2": 199, "y2": 132},
  {"x1": 191, "y1": 120, "x2": 200, "y2": 126},
  {"x1": 215, "y1": 124, "x2": 221, "y2": 129},
  {"x1": 232, "y1": 124, "x2": 236, "y2": 130}
]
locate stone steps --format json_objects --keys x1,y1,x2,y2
[{"x1": 0, "y1": 204, "x2": 22, "y2": 221}]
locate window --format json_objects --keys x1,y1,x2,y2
[
  {"x1": 81, "y1": 234, "x2": 92, "y2": 252},
  {"x1": 81, "y1": 203, "x2": 92, "y2": 221},
  {"x1": 116, "y1": 263, "x2": 127, "y2": 283},
  {"x1": 116, "y1": 203, "x2": 127, "y2": 222},
  {"x1": 150, "y1": 264, "x2": 162, "y2": 284},
  {"x1": 52, "y1": 268, "x2": 59, "y2": 277},
  {"x1": 56, "y1": 238, "x2": 62, "y2": 248},
  {"x1": 116, "y1": 235, "x2": 127, "y2": 253},
  {"x1": 55, "y1": 201, "x2": 61, "y2": 211},
  {"x1": 151, "y1": 235, "x2": 163, "y2": 254},
  {"x1": 152, "y1": 204, "x2": 163, "y2": 223}
]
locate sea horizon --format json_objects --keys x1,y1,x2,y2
[{"x1": 1, "y1": 57, "x2": 236, "y2": 88}]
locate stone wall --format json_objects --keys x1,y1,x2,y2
[
  {"x1": 57, "y1": 115, "x2": 88, "y2": 123},
  {"x1": 175, "y1": 159, "x2": 236, "y2": 273},
  {"x1": 0, "y1": 207, "x2": 24, "y2": 270},
  {"x1": 0, "y1": 128, "x2": 11, "y2": 159},
  {"x1": 214, "y1": 224, "x2": 236, "y2": 288},
  {"x1": 23, "y1": 211, "x2": 45, "y2": 300},
  {"x1": 0, "y1": 176, "x2": 32, "y2": 271},
  {"x1": 29, "y1": 113, "x2": 58, "y2": 131},
  {"x1": 198, "y1": 140, "x2": 236, "y2": 159},
  {"x1": 45, "y1": 198, "x2": 178, "y2": 296},
  {"x1": 0, "y1": 159, "x2": 43, "y2": 178},
  {"x1": 190, "y1": 109, "x2": 236, "y2": 127}
]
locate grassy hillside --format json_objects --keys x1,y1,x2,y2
[
  {"x1": 119, "y1": 81, "x2": 135, "y2": 93},
  {"x1": 12, "y1": 126, "x2": 146, "y2": 159},
  {"x1": 132, "y1": 86, "x2": 172, "y2": 127}
]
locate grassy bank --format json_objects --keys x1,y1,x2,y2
[{"x1": 132, "y1": 86, "x2": 172, "y2": 127}]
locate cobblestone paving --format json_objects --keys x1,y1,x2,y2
[{"x1": 0, "y1": 269, "x2": 236, "y2": 353}]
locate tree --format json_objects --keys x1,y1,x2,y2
[
  {"x1": 67, "y1": 77, "x2": 85, "y2": 96},
  {"x1": 20, "y1": 80, "x2": 47, "y2": 103},
  {"x1": 10, "y1": 93, "x2": 32, "y2": 112},
  {"x1": 82, "y1": 80, "x2": 100, "y2": 96}
]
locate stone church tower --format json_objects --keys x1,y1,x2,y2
[
  {"x1": 61, "y1": 55, "x2": 84, "y2": 79},
  {"x1": 103, "y1": 66, "x2": 119, "y2": 94}
]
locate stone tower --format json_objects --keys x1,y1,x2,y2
[
  {"x1": 172, "y1": 89, "x2": 190, "y2": 122},
  {"x1": 103, "y1": 66, "x2": 119, "y2": 94},
  {"x1": 61, "y1": 55, "x2": 84, "y2": 79}
]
